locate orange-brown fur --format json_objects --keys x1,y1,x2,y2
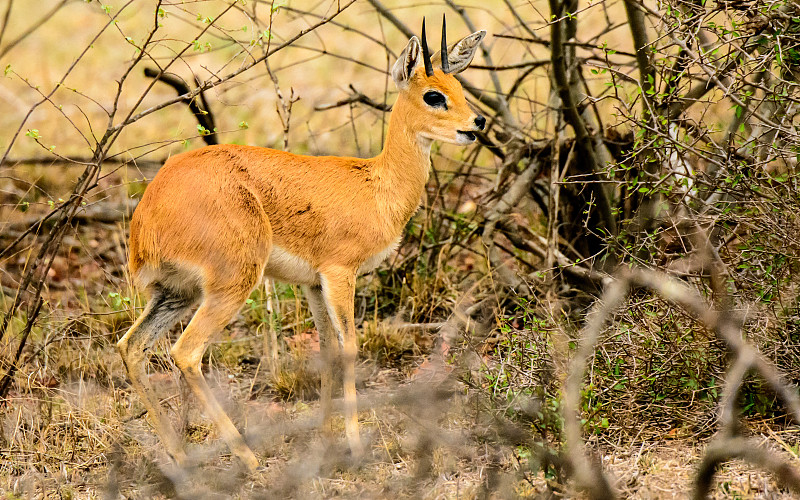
[
  {"x1": 119, "y1": 30, "x2": 486, "y2": 472},
  {"x1": 129, "y1": 70, "x2": 473, "y2": 287}
]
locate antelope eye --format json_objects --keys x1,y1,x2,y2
[{"x1": 423, "y1": 90, "x2": 447, "y2": 108}]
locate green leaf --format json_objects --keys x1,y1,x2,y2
[{"x1": 271, "y1": 0, "x2": 286, "y2": 13}]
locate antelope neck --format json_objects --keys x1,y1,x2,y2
[{"x1": 370, "y1": 95, "x2": 431, "y2": 227}]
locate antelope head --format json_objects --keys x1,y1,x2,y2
[{"x1": 391, "y1": 16, "x2": 487, "y2": 146}]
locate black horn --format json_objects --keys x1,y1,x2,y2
[
  {"x1": 421, "y1": 17, "x2": 434, "y2": 77},
  {"x1": 440, "y1": 14, "x2": 450, "y2": 73}
]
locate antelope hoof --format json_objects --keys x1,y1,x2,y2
[
  {"x1": 347, "y1": 436, "x2": 365, "y2": 460},
  {"x1": 237, "y1": 448, "x2": 260, "y2": 473},
  {"x1": 168, "y1": 448, "x2": 190, "y2": 468}
]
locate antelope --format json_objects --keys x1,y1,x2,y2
[{"x1": 117, "y1": 18, "x2": 486, "y2": 472}]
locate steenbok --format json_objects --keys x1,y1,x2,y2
[{"x1": 118, "y1": 17, "x2": 486, "y2": 471}]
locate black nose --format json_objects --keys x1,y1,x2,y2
[{"x1": 474, "y1": 115, "x2": 486, "y2": 131}]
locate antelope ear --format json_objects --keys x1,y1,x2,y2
[
  {"x1": 432, "y1": 30, "x2": 486, "y2": 74},
  {"x1": 392, "y1": 36, "x2": 423, "y2": 89}
]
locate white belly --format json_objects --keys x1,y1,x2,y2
[
  {"x1": 263, "y1": 246, "x2": 320, "y2": 285},
  {"x1": 263, "y1": 238, "x2": 400, "y2": 286},
  {"x1": 358, "y1": 238, "x2": 400, "y2": 274}
]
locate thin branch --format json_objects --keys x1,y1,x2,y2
[
  {"x1": 143, "y1": 68, "x2": 218, "y2": 146},
  {"x1": 0, "y1": 0, "x2": 136, "y2": 168},
  {"x1": 549, "y1": 0, "x2": 617, "y2": 237},
  {"x1": 314, "y1": 84, "x2": 392, "y2": 112},
  {"x1": 105, "y1": 1, "x2": 356, "y2": 136},
  {"x1": 0, "y1": 0, "x2": 13, "y2": 49},
  {"x1": 0, "y1": 0, "x2": 68, "y2": 59},
  {"x1": 694, "y1": 437, "x2": 800, "y2": 499}
]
